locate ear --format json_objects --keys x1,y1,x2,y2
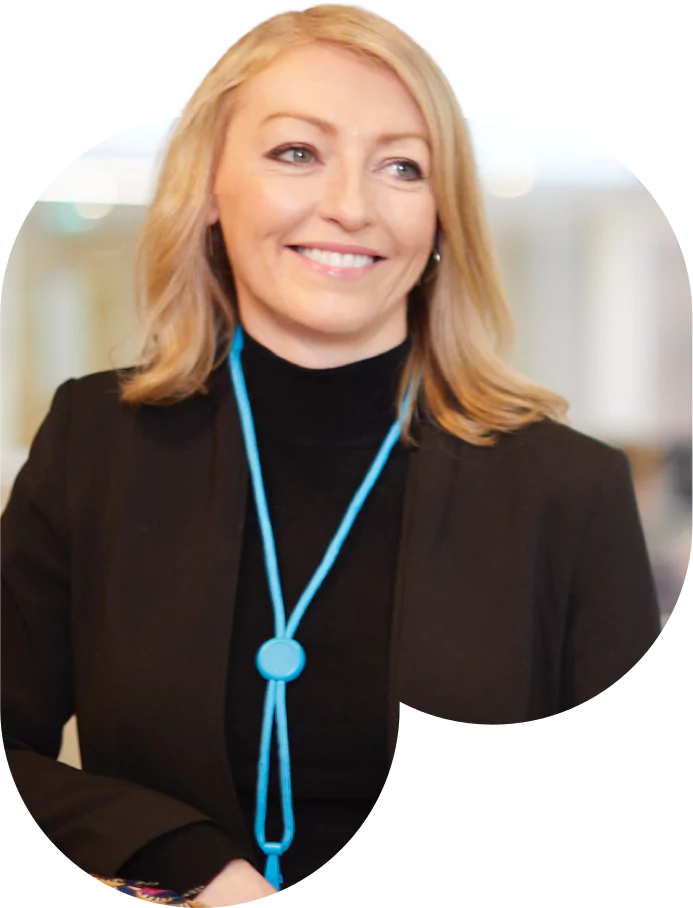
[{"x1": 206, "y1": 194, "x2": 219, "y2": 226}]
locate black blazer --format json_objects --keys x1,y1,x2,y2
[{"x1": 1, "y1": 361, "x2": 661, "y2": 878}]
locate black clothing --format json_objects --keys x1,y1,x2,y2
[{"x1": 0, "y1": 332, "x2": 661, "y2": 892}]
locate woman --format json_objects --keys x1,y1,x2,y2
[{"x1": 1, "y1": 5, "x2": 661, "y2": 906}]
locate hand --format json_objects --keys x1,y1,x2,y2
[{"x1": 193, "y1": 858, "x2": 278, "y2": 907}]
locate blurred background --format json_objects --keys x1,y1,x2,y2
[{"x1": 1, "y1": 118, "x2": 690, "y2": 767}]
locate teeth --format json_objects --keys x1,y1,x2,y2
[{"x1": 295, "y1": 247, "x2": 376, "y2": 268}]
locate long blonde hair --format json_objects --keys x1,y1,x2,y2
[{"x1": 118, "y1": 4, "x2": 569, "y2": 446}]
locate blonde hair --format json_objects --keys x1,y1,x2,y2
[{"x1": 119, "y1": 3, "x2": 569, "y2": 446}]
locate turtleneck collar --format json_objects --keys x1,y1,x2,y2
[{"x1": 239, "y1": 328, "x2": 412, "y2": 445}]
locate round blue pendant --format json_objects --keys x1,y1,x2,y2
[{"x1": 255, "y1": 637, "x2": 306, "y2": 682}]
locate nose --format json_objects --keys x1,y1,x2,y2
[{"x1": 317, "y1": 156, "x2": 375, "y2": 230}]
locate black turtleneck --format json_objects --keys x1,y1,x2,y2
[
  {"x1": 119, "y1": 329, "x2": 411, "y2": 893},
  {"x1": 239, "y1": 328, "x2": 412, "y2": 444}
]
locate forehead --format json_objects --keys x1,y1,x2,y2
[{"x1": 233, "y1": 42, "x2": 429, "y2": 135}]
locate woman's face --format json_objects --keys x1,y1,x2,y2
[{"x1": 208, "y1": 41, "x2": 437, "y2": 365}]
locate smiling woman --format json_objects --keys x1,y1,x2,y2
[
  {"x1": 203, "y1": 40, "x2": 436, "y2": 369},
  {"x1": 1, "y1": 4, "x2": 660, "y2": 907},
  {"x1": 117, "y1": 5, "x2": 569, "y2": 443}
]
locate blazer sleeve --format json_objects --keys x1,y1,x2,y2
[
  {"x1": 1, "y1": 380, "x2": 252, "y2": 881},
  {"x1": 117, "y1": 820, "x2": 256, "y2": 893},
  {"x1": 561, "y1": 446, "x2": 662, "y2": 710}
]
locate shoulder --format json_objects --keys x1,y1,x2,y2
[
  {"x1": 65, "y1": 364, "x2": 225, "y2": 412},
  {"x1": 432, "y1": 415, "x2": 623, "y2": 468},
  {"x1": 495, "y1": 417, "x2": 623, "y2": 471},
  {"x1": 57, "y1": 366, "x2": 224, "y2": 455},
  {"x1": 45, "y1": 368, "x2": 134, "y2": 441},
  {"x1": 428, "y1": 416, "x2": 631, "y2": 504},
  {"x1": 500, "y1": 418, "x2": 633, "y2": 501},
  {"x1": 72, "y1": 366, "x2": 130, "y2": 400}
]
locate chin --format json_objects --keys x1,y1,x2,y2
[{"x1": 280, "y1": 303, "x2": 378, "y2": 341}]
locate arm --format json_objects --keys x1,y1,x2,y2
[
  {"x1": 561, "y1": 447, "x2": 662, "y2": 710},
  {"x1": 1, "y1": 380, "x2": 250, "y2": 878},
  {"x1": 117, "y1": 820, "x2": 256, "y2": 894}
]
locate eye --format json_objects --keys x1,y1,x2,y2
[
  {"x1": 386, "y1": 160, "x2": 424, "y2": 181},
  {"x1": 269, "y1": 144, "x2": 317, "y2": 165}
]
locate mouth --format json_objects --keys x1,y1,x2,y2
[{"x1": 286, "y1": 246, "x2": 385, "y2": 280}]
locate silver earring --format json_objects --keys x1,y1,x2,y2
[{"x1": 417, "y1": 244, "x2": 441, "y2": 286}]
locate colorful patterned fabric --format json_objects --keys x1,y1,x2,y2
[{"x1": 90, "y1": 874, "x2": 205, "y2": 905}]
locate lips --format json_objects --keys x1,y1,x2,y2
[
  {"x1": 285, "y1": 245, "x2": 383, "y2": 280},
  {"x1": 287, "y1": 246, "x2": 384, "y2": 260}
]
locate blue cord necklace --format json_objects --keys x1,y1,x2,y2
[{"x1": 228, "y1": 323, "x2": 415, "y2": 890}]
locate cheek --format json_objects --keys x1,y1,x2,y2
[
  {"x1": 235, "y1": 171, "x2": 318, "y2": 226},
  {"x1": 380, "y1": 195, "x2": 436, "y2": 251}
]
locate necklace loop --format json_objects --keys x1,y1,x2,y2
[{"x1": 229, "y1": 323, "x2": 417, "y2": 889}]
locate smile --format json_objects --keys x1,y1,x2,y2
[{"x1": 286, "y1": 246, "x2": 384, "y2": 280}]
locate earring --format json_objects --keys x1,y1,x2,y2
[{"x1": 417, "y1": 243, "x2": 441, "y2": 286}]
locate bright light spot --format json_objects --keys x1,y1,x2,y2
[
  {"x1": 73, "y1": 201, "x2": 114, "y2": 220},
  {"x1": 40, "y1": 157, "x2": 156, "y2": 206},
  {"x1": 479, "y1": 149, "x2": 537, "y2": 198},
  {"x1": 485, "y1": 172, "x2": 537, "y2": 198}
]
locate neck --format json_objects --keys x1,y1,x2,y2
[
  {"x1": 236, "y1": 304, "x2": 408, "y2": 369},
  {"x1": 238, "y1": 326, "x2": 412, "y2": 445}
]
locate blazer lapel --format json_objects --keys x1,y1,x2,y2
[
  {"x1": 387, "y1": 419, "x2": 460, "y2": 762},
  {"x1": 97, "y1": 361, "x2": 252, "y2": 846}
]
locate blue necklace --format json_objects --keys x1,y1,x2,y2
[{"x1": 228, "y1": 323, "x2": 415, "y2": 890}]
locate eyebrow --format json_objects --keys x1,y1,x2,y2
[{"x1": 261, "y1": 111, "x2": 431, "y2": 150}]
